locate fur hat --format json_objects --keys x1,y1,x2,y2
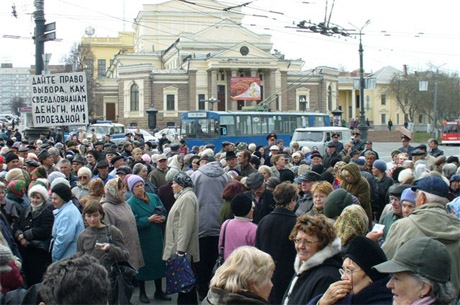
[
  {"x1": 5, "y1": 168, "x2": 24, "y2": 182},
  {"x1": 51, "y1": 183, "x2": 72, "y2": 202},
  {"x1": 344, "y1": 236, "x2": 388, "y2": 282},
  {"x1": 28, "y1": 184, "x2": 49, "y2": 202}
]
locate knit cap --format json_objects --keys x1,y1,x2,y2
[
  {"x1": 0, "y1": 245, "x2": 13, "y2": 273},
  {"x1": 4, "y1": 152, "x2": 18, "y2": 164},
  {"x1": 127, "y1": 175, "x2": 144, "y2": 192},
  {"x1": 400, "y1": 188, "x2": 416, "y2": 204},
  {"x1": 231, "y1": 193, "x2": 253, "y2": 217},
  {"x1": 324, "y1": 188, "x2": 354, "y2": 219},
  {"x1": 373, "y1": 160, "x2": 387, "y2": 172}
]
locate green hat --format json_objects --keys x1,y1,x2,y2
[
  {"x1": 324, "y1": 188, "x2": 354, "y2": 219},
  {"x1": 373, "y1": 237, "x2": 451, "y2": 283}
]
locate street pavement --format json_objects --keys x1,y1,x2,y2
[{"x1": 371, "y1": 142, "x2": 459, "y2": 162}]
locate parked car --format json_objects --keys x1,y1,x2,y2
[
  {"x1": 291, "y1": 126, "x2": 352, "y2": 154},
  {"x1": 155, "y1": 127, "x2": 180, "y2": 142},
  {"x1": 126, "y1": 128, "x2": 157, "y2": 142}
]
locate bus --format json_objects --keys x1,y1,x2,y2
[
  {"x1": 180, "y1": 111, "x2": 330, "y2": 148},
  {"x1": 441, "y1": 120, "x2": 460, "y2": 145}
]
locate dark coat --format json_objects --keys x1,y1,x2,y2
[
  {"x1": 245, "y1": 189, "x2": 275, "y2": 224},
  {"x1": 255, "y1": 207, "x2": 297, "y2": 305},
  {"x1": 158, "y1": 182, "x2": 176, "y2": 213},
  {"x1": 282, "y1": 239, "x2": 342, "y2": 305},
  {"x1": 307, "y1": 276, "x2": 393, "y2": 305},
  {"x1": 12, "y1": 204, "x2": 54, "y2": 286}
]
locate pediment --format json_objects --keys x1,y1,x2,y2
[
  {"x1": 210, "y1": 42, "x2": 275, "y2": 60},
  {"x1": 185, "y1": 19, "x2": 271, "y2": 44}
]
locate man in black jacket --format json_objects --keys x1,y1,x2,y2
[{"x1": 245, "y1": 172, "x2": 275, "y2": 224}]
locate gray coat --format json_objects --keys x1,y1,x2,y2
[
  {"x1": 102, "y1": 199, "x2": 145, "y2": 270},
  {"x1": 163, "y1": 187, "x2": 200, "y2": 262}
]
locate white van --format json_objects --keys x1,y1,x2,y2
[{"x1": 291, "y1": 126, "x2": 352, "y2": 154}]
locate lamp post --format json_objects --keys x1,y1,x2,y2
[
  {"x1": 200, "y1": 97, "x2": 219, "y2": 111},
  {"x1": 353, "y1": 19, "x2": 371, "y2": 141}
]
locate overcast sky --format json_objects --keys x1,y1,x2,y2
[{"x1": 1, "y1": 0, "x2": 459, "y2": 74}]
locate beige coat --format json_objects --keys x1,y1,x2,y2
[
  {"x1": 102, "y1": 200, "x2": 145, "y2": 270},
  {"x1": 163, "y1": 187, "x2": 200, "y2": 262}
]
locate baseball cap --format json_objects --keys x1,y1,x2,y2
[
  {"x1": 373, "y1": 237, "x2": 451, "y2": 283},
  {"x1": 411, "y1": 176, "x2": 449, "y2": 198}
]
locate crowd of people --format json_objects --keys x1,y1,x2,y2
[{"x1": 0, "y1": 128, "x2": 458, "y2": 305}]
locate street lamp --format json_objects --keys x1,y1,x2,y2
[
  {"x1": 351, "y1": 19, "x2": 371, "y2": 141},
  {"x1": 200, "y1": 97, "x2": 219, "y2": 111}
]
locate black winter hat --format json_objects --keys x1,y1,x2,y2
[
  {"x1": 4, "y1": 152, "x2": 19, "y2": 164},
  {"x1": 344, "y1": 236, "x2": 388, "y2": 282},
  {"x1": 52, "y1": 183, "x2": 72, "y2": 202},
  {"x1": 231, "y1": 193, "x2": 253, "y2": 217}
]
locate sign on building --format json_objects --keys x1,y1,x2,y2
[
  {"x1": 31, "y1": 72, "x2": 88, "y2": 127},
  {"x1": 230, "y1": 77, "x2": 261, "y2": 101}
]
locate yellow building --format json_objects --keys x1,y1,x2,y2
[
  {"x1": 337, "y1": 66, "x2": 409, "y2": 129},
  {"x1": 81, "y1": 31, "x2": 134, "y2": 119}
]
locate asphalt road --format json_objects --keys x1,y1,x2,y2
[{"x1": 371, "y1": 142, "x2": 459, "y2": 162}]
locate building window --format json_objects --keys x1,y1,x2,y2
[
  {"x1": 381, "y1": 94, "x2": 386, "y2": 105},
  {"x1": 167, "y1": 94, "x2": 175, "y2": 111},
  {"x1": 130, "y1": 83, "x2": 139, "y2": 111},
  {"x1": 85, "y1": 59, "x2": 94, "y2": 76},
  {"x1": 419, "y1": 114, "x2": 423, "y2": 123},
  {"x1": 97, "y1": 59, "x2": 106, "y2": 78},
  {"x1": 198, "y1": 94, "x2": 205, "y2": 110},
  {"x1": 381, "y1": 113, "x2": 387, "y2": 124},
  {"x1": 299, "y1": 95, "x2": 308, "y2": 111}
]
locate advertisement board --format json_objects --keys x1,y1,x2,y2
[{"x1": 230, "y1": 77, "x2": 261, "y2": 101}]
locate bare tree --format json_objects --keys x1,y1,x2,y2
[
  {"x1": 61, "y1": 43, "x2": 97, "y2": 118},
  {"x1": 386, "y1": 70, "x2": 460, "y2": 125}
]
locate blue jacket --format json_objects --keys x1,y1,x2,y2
[{"x1": 52, "y1": 201, "x2": 84, "y2": 262}]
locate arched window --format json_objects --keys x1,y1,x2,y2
[{"x1": 130, "y1": 83, "x2": 139, "y2": 111}]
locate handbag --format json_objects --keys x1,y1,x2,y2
[
  {"x1": 165, "y1": 254, "x2": 195, "y2": 295},
  {"x1": 212, "y1": 219, "x2": 230, "y2": 275},
  {"x1": 105, "y1": 225, "x2": 138, "y2": 305}
]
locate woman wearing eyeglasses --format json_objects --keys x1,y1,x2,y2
[
  {"x1": 308, "y1": 236, "x2": 392, "y2": 305},
  {"x1": 282, "y1": 214, "x2": 341, "y2": 305},
  {"x1": 71, "y1": 167, "x2": 92, "y2": 201}
]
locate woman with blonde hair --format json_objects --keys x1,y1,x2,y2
[
  {"x1": 203, "y1": 246, "x2": 275, "y2": 305},
  {"x1": 307, "y1": 181, "x2": 333, "y2": 216}
]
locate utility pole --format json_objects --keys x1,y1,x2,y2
[
  {"x1": 355, "y1": 20, "x2": 371, "y2": 142},
  {"x1": 433, "y1": 69, "x2": 439, "y2": 139},
  {"x1": 34, "y1": 0, "x2": 45, "y2": 74}
]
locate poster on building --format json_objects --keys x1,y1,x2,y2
[
  {"x1": 31, "y1": 72, "x2": 89, "y2": 127},
  {"x1": 230, "y1": 77, "x2": 261, "y2": 101}
]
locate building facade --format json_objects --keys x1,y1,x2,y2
[
  {"x1": 0, "y1": 63, "x2": 31, "y2": 113},
  {"x1": 92, "y1": 0, "x2": 340, "y2": 129}
]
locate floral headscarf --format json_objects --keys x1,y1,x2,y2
[
  {"x1": 30, "y1": 166, "x2": 47, "y2": 181},
  {"x1": 334, "y1": 204, "x2": 368, "y2": 247},
  {"x1": 104, "y1": 178, "x2": 123, "y2": 204},
  {"x1": 7, "y1": 180, "x2": 26, "y2": 198}
]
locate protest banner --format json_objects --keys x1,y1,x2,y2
[{"x1": 31, "y1": 72, "x2": 89, "y2": 127}]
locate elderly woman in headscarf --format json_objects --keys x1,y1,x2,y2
[
  {"x1": 101, "y1": 177, "x2": 144, "y2": 273},
  {"x1": 4, "y1": 180, "x2": 27, "y2": 226},
  {"x1": 71, "y1": 167, "x2": 92, "y2": 201},
  {"x1": 127, "y1": 175, "x2": 169, "y2": 303},
  {"x1": 333, "y1": 205, "x2": 369, "y2": 250},
  {"x1": 163, "y1": 171, "x2": 200, "y2": 304}
]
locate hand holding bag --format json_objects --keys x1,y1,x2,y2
[
  {"x1": 165, "y1": 254, "x2": 195, "y2": 295},
  {"x1": 105, "y1": 225, "x2": 138, "y2": 305}
]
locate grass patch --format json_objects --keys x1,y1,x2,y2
[{"x1": 413, "y1": 132, "x2": 431, "y2": 143}]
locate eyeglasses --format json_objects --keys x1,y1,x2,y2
[
  {"x1": 294, "y1": 238, "x2": 319, "y2": 246},
  {"x1": 339, "y1": 268, "x2": 357, "y2": 277},
  {"x1": 79, "y1": 176, "x2": 89, "y2": 180}
]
